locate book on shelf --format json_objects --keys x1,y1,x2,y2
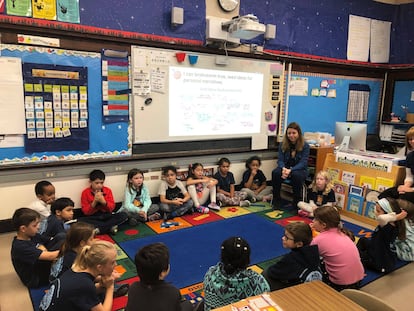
[
  {"x1": 364, "y1": 201, "x2": 377, "y2": 219},
  {"x1": 359, "y1": 175, "x2": 376, "y2": 190},
  {"x1": 349, "y1": 184, "x2": 365, "y2": 197},
  {"x1": 375, "y1": 177, "x2": 395, "y2": 192},
  {"x1": 341, "y1": 170, "x2": 356, "y2": 185},
  {"x1": 326, "y1": 167, "x2": 341, "y2": 182},
  {"x1": 346, "y1": 193, "x2": 364, "y2": 215},
  {"x1": 333, "y1": 180, "x2": 348, "y2": 209}
]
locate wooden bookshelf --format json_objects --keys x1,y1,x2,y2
[
  {"x1": 323, "y1": 153, "x2": 405, "y2": 226},
  {"x1": 309, "y1": 145, "x2": 334, "y2": 179}
]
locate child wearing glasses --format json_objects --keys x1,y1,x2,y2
[{"x1": 262, "y1": 222, "x2": 322, "y2": 290}]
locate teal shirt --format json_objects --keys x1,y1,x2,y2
[
  {"x1": 119, "y1": 184, "x2": 152, "y2": 214},
  {"x1": 203, "y1": 262, "x2": 270, "y2": 311}
]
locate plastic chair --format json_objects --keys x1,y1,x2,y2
[{"x1": 341, "y1": 289, "x2": 396, "y2": 311}]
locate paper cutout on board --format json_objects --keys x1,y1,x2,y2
[
  {"x1": 57, "y1": 0, "x2": 80, "y2": 23},
  {"x1": 6, "y1": 0, "x2": 32, "y2": 16},
  {"x1": 32, "y1": 0, "x2": 57, "y2": 20},
  {"x1": 0, "y1": 57, "x2": 26, "y2": 134}
]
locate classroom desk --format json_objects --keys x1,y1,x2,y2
[{"x1": 211, "y1": 281, "x2": 366, "y2": 311}]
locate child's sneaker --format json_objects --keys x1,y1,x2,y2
[
  {"x1": 196, "y1": 206, "x2": 209, "y2": 214},
  {"x1": 262, "y1": 194, "x2": 273, "y2": 202},
  {"x1": 239, "y1": 200, "x2": 251, "y2": 207},
  {"x1": 113, "y1": 283, "x2": 130, "y2": 298},
  {"x1": 110, "y1": 225, "x2": 118, "y2": 235},
  {"x1": 128, "y1": 217, "x2": 138, "y2": 226},
  {"x1": 148, "y1": 212, "x2": 161, "y2": 221},
  {"x1": 298, "y1": 210, "x2": 311, "y2": 218},
  {"x1": 208, "y1": 202, "x2": 220, "y2": 211}
]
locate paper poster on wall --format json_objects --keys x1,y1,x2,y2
[
  {"x1": 6, "y1": 0, "x2": 32, "y2": 16},
  {"x1": 132, "y1": 71, "x2": 150, "y2": 96},
  {"x1": 57, "y1": 0, "x2": 80, "y2": 23},
  {"x1": 32, "y1": 0, "x2": 57, "y2": 20},
  {"x1": 370, "y1": 19, "x2": 391, "y2": 63},
  {"x1": 0, "y1": 57, "x2": 26, "y2": 134},
  {"x1": 151, "y1": 68, "x2": 167, "y2": 94},
  {"x1": 347, "y1": 15, "x2": 370, "y2": 62},
  {"x1": 289, "y1": 77, "x2": 308, "y2": 96}
]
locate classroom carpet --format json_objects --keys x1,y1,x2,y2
[{"x1": 28, "y1": 202, "x2": 409, "y2": 311}]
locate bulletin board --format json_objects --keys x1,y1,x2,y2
[
  {"x1": 0, "y1": 45, "x2": 130, "y2": 166},
  {"x1": 131, "y1": 46, "x2": 284, "y2": 147},
  {"x1": 285, "y1": 71, "x2": 383, "y2": 135}
]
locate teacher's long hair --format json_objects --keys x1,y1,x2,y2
[{"x1": 281, "y1": 122, "x2": 305, "y2": 152}]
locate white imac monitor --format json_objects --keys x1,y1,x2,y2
[{"x1": 335, "y1": 122, "x2": 367, "y2": 151}]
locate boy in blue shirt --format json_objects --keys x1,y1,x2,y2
[
  {"x1": 11, "y1": 208, "x2": 60, "y2": 288},
  {"x1": 42, "y1": 197, "x2": 75, "y2": 241}
]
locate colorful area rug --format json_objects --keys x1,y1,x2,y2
[{"x1": 28, "y1": 203, "x2": 408, "y2": 310}]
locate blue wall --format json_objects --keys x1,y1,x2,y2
[
  {"x1": 288, "y1": 74, "x2": 381, "y2": 135},
  {"x1": 392, "y1": 81, "x2": 414, "y2": 119},
  {"x1": 77, "y1": 0, "x2": 414, "y2": 64}
]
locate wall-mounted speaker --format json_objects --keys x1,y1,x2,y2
[
  {"x1": 265, "y1": 24, "x2": 276, "y2": 40},
  {"x1": 171, "y1": 7, "x2": 184, "y2": 26}
]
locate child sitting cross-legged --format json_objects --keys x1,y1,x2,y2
[
  {"x1": 241, "y1": 156, "x2": 272, "y2": 203},
  {"x1": 80, "y1": 169, "x2": 128, "y2": 235},
  {"x1": 11, "y1": 208, "x2": 60, "y2": 288},
  {"x1": 41, "y1": 197, "x2": 76, "y2": 245},
  {"x1": 262, "y1": 221, "x2": 322, "y2": 290},
  {"x1": 187, "y1": 163, "x2": 219, "y2": 213},
  {"x1": 119, "y1": 168, "x2": 161, "y2": 226},
  {"x1": 214, "y1": 157, "x2": 250, "y2": 207},
  {"x1": 297, "y1": 170, "x2": 335, "y2": 217},
  {"x1": 158, "y1": 166, "x2": 194, "y2": 220}
]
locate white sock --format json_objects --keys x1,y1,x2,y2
[{"x1": 297, "y1": 201, "x2": 314, "y2": 213}]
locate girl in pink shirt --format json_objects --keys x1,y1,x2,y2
[{"x1": 311, "y1": 205, "x2": 364, "y2": 291}]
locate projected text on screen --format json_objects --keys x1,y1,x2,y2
[{"x1": 169, "y1": 67, "x2": 263, "y2": 137}]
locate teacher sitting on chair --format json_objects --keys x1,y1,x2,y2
[{"x1": 272, "y1": 122, "x2": 309, "y2": 210}]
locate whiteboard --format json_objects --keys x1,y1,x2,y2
[{"x1": 131, "y1": 46, "x2": 284, "y2": 144}]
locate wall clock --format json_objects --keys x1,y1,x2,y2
[{"x1": 218, "y1": 0, "x2": 239, "y2": 12}]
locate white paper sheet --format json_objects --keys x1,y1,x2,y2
[
  {"x1": 370, "y1": 19, "x2": 391, "y2": 63},
  {"x1": 347, "y1": 15, "x2": 370, "y2": 62},
  {"x1": 0, "y1": 57, "x2": 26, "y2": 134},
  {"x1": 251, "y1": 134, "x2": 268, "y2": 150}
]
